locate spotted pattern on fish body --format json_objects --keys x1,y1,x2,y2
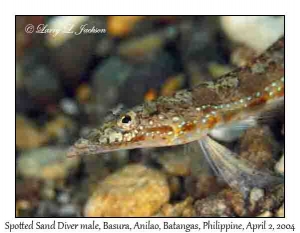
[{"x1": 67, "y1": 37, "x2": 284, "y2": 157}]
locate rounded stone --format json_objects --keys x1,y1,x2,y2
[
  {"x1": 275, "y1": 154, "x2": 284, "y2": 175},
  {"x1": 276, "y1": 204, "x2": 284, "y2": 217},
  {"x1": 17, "y1": 147, "x2": 80, "y2": 181},
  {"x1": 84, "y1": 164, "x2": 170, "y2": 217},
  {"x1": 16, "y1": 115, "x2": 48, "y2": 150},
  {"x1": 250, "y1": 188, "x2": 265, "y2": 206}
]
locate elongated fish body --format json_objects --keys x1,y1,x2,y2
[{"x1": 68, "y1": 37, "x2": 284, "y2": 157}]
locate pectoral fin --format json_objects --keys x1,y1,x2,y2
[{"x1": 198, "y1": 136, "x2": 283, "y2": 197}]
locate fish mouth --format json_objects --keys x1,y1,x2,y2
[
  {"x1": 67, "y1": 138, "x2": 93, "y2": 157},
  {"x1": 66, "y1": 138, "x2": 121, "y2": 157},
  {"x1": 67, "y1": 138, "x2": 107, "y2": 157}
]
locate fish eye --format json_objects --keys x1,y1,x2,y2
[
  {"x1": 121, "y1": 115, "x2": 132, "y2": 124},
  {"x1": 117, "y1": 111, "x2": 138, "y2": 131}
]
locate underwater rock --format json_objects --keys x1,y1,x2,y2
[
  {"x1": 276, "y1": 204, "x2": 284, "y2": 217},
  {"x1": 91, "y1": 56, "x2": 133, "y2": 121},
  {"x1": 108, "y1": 16, "x2": 145, "y2": 37},
  {"x1": 220, "y1": 16, "x2": 284, "y2": 53},
  {"x1": 45, "y1": 16, "x2": 90, "y2": 48},
  {"x1": 17, "y1": 147, "x2": 80, "y2": 181},
  {"x1": 117, "y1": 26, "x2": 178, "y2": 60},
  {"x1": 49, "y1": 16, "x2": 106, "y2": 85},
  {"x1": 239, "y1": 126, "x2": 279, "y2": 170},
  {"x1": 84, "y1": 164, "x2": 170, "y2": 217},
  {"x1": 23, "y1": 63, "x2": 62, "y2": 104},
  {"x1": 43, "y1": 115, "x2": 77, "y2": 144},
  {"x1": 16, "y1": 115, "x2": 48, "y2": 150},
  {"x1": 154, "y1": 197, "x2": 195, "y2": 217},
  {"x1": 275, "y1": 154, "x2": 284, "y2": 175},
  {"x1": 157, "y1": 150, "x2": 192, "y2": 177},
  {"x1": 194, "y1": 188, "x2": 245, "y2": 217},
  {"x1": 256, "y1": 184, "x2": 284, "y2": 214},
  {"x1": 118, "y1": 51, "x2": 176, "y2": 107}
]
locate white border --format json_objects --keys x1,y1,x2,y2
[{"x1": 1, "y1": 0, "x2": 298, "y2": 233}]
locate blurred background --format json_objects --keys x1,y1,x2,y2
[{"x1": 16, "y1": 16, "x2": 284, "y2": 217}]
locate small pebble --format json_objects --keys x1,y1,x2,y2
[
  {"x1": 276, "y1": 204, "x2": 284, "y2": 217},
  {"x1": 168, "y1": 176, "x2": 181, "y2": 199},
  {"x1": 16, "y1": 200, "x2": 32, "y2": 217},
  {"x1": 43, "y1": 115, "x2": 76, "y2": 143},
  {"x1": 194, "y1": 195, "x2": 231, "y2": 217},
  {"x1": 60, "y1": 98, "x2": 79, "y2": 115},
  {"x1": 194, "y1": 189, "x2": 246, "y2": 217},
  {"x1": 257, "y1": 184, "x2": 284, "y2": 213},
  {"x1": 160, "y1": 74, "x2": 185, "y2": 97},
  {"x1": 91, "y1": 56, "x2": 133, "y2": 119},
  {"x1": 250, "y1": 188, "x2": 265, "y2": 205},
  {"x1": 118, "y1": 27, "x2": 178, "y2": 59},
  {"x1": 49, "y1": 17, "x2": 105, "y2": 84},
  {"x1": 57, "y1": 192, "x2": 70, "y2": 204},
  {"x1": 17, "y1": 147, "x2": 80, "y2": 181},
  {"x1": 249, "y1": 188, "x2": 265, "y2": 213},
  {"x1": 35, "y1": 200, "x2": 59, "y2": 217},
  {"x1": 155, "y1": 197, "x2": 195, "y2": 217},
  {"x1": 84, "y1": 164, "x2": 170, "y2": 217},
  {"x1": 275, "y1": 154, "x2": 284, "y2": 175},
  {"x1": 158, "y1": 151, "x2": 191, "y2": 176},
  {"x1": 46, "y1": 16, "x2": 89, "y2": 48},
  {"x1": 76, "y1": 84, "x2": 92, "y2": 103},
  {"x1": 185, "y1": 174, "x2": 223, "y2": 200},
  {"x1": 220, "y1": 16, "x2": 284, "y2": 53},
  {"x1": 16, "y1": 115, "x2": 48, "y2": 150},
  {"x1": 118, "y1": 50, "x2": 176, "y2": 107},
  {"x1": 58, "y1": 204, "x2": 79, "y2": 217},
  {"x1": 41, "y1": 186, "x2": 56, "y2": 200},
  {"x1": 23, "y1": 64, "x2": 61, "y2": 103},
  {"x1": 257, "y1": 211, "x2": 273, "y2": 217},
  {"x1": 16, "y1": 178, "x2": 40, "y2": 202},
  {"x1": 96, "y1": 37, "x2": 115, "y2": 57},
  {"x1": 108, "y1": 16, "x2": 145, "y2": 37},
  {"x1": 239, "y1": 126, "x2": 278, "y2": 170}
]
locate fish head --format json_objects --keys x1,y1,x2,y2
[{"x1": 67, "y1": 98, "x2": 206, "y2": 157}]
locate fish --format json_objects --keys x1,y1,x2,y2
[{"x1": 68, "y1": 37, "x2": 284, "y2": 195}]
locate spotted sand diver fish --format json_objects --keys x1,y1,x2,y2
[{"x1": 68, "y1": 37, "x2": 284, "y2": 195}]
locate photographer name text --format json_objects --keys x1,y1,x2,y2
[{"x1": 25, "y1": 24, "x2": 106, "y2": 37}]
